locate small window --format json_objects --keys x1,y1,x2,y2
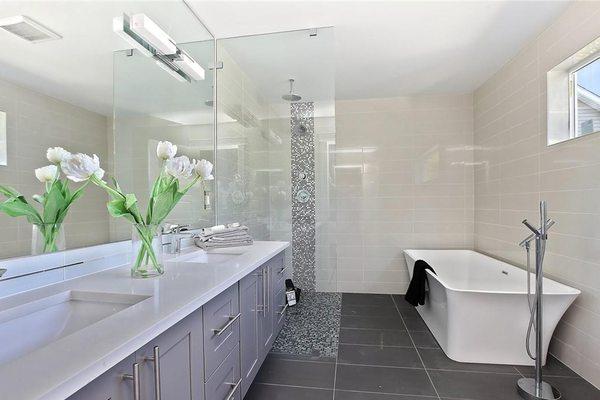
[
  {"x1": 569, "y1": 57, "x2": 600, "y2": 138},
  {"x1": 547, "y1": 35, "x2": 600, "y2": 145}
]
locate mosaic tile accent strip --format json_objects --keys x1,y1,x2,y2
[
  {"x1": 272, "y1": 291, "x2": 341, "y2": 359},
  {"x1": 291, "y1": 102, "x2": 316, "y2": 292}
]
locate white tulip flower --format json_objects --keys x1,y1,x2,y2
[
  {"x1": 61, "y1": 153, "x2": 105, "y2": 182},
  {"x1": 165, "y1": 155, "x2": 193, "y2": 180},
  {"x1": 156, "y1": 141, "x2": 177, "y2": 160},
  {"x1": 194, "y1": 159, "x2": 214, "y2": 180},
  {"x1": 34, "y1": 165, "x2": 58, "y2": 183},
  {"x1": 46, "y1": 147, "x2": 71, "y2": 164}
]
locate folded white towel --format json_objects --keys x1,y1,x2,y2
[
  {"x1": 193, "y1": 222, "x2": 253, "y2": 250},
  {"x1": 195, "y1": 236, "x2": 253, "y2": 250},
  {"x1": 200, "y1": 223, "x2": 245, "y2": 237}
]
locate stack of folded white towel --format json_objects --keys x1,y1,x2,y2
[{"x1": 193, "y1": 223, "x2": 253, "y2": 249}]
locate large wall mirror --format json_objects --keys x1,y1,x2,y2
[
  {"x1": 0, "y1": 1, "x2": 215, "y2": 259},
  {"x1": 548, "y1": 36, "x2": 600, "y2": 145}
]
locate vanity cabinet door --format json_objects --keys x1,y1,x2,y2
[
  {"x1": 239, "y1": 270, "x2": 260, "y2": 398},
  {"x1": 137, "y1": 308, "x2": 204, "y2": 400},
  {"x1": 68, "y1": 354, "x2": 137, "y2": 400},
  {"x1": 270, "y1": 253, "x2": 286, "y2": 336},
  {"x1": 258, "y1": 263, "x2": 273, "y2": 362},
  {"x1": 274, "y1": 286, "x2": 286, "y2": 336}
]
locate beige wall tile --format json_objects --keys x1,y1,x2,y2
[
  {"x1": 0, "y1": 78, "x2": 110, "y2": 259},
  {"x1": 473, "y1": 1, "x2": 600, "y2": 387},
  {"x1": 335, "y1": 94, "x2": 474, "y2": 294}
]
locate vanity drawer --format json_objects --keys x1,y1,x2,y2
[
  {"x1": 205, "y1": 344, "x2": 241, "y2": 400},
  {"x1": 68, "y1": 354, "x2": 137, "y2": 400},
  {"x1": 203, "y1": 284, "x2": 240, "y2": 381}
]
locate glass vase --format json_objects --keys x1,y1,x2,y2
[
  {"x1": 131, "y1": 223, "x2": 164, "y2": 278},
  {"x1": 31, "y1": 223, "x2": 65, "y2": 255}
]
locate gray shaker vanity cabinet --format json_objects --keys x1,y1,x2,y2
[
  {"x1": 137, "y1": 308, "x2": 205, "y2": 400},
  {"x1": 68, "y1": 354, "x2": 138, "y2": 400}
]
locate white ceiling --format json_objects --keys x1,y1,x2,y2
[
  {"x1": 191, "y1": 0, "x2": 570, "y2": 100},
  {"x1": 0, "y1": 1, "x2": 571, "y2": 117}
]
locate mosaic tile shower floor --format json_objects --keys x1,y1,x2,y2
[{"x1": 271, "y1": 291, "x2": 341, "y2": 359}]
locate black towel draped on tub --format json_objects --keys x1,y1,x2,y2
[{"x1": 405, "y1": 259, "x2": 436, "y2": 307}]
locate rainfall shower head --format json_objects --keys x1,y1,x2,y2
[{"x1": 282, "y1": 79, "x2": 302, "y2": 102}]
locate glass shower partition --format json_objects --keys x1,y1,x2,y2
[{"x1": 215, "y1": 28, "x2": 336, "y2": 293}]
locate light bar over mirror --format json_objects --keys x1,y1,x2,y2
[{"x1": 113, "y1": 13, "x2": 205, "y2": 83}]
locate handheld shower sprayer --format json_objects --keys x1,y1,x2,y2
[{"x1": 516, "y1": 201, "x2": 561, "y2": 400}]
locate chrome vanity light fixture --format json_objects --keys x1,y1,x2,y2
[{"x1": 113, "y1": 13, "x2": 205, "y2": 83}]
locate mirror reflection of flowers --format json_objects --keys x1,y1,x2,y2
[
  {"x1": 0, "y1": 147, "x2": 94, "y2": 254},
  {"x1": 62, "y1": 141, "x2": 214, "y2": 278}
]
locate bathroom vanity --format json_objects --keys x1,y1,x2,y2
[{"x1": 0, "y1": 241, "x2": 289, "y2": 400}]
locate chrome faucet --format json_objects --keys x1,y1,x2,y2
[{"x1": 164, "y1": 224, "x2": 193, "y2": 254}]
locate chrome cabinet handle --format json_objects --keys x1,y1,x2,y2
[
  {"x1": 224, "y1": 378, "x2": 242, "y2": 400},
  {"x1": 278, "y1": 266, "x2": 287, "y2": 275},
  {"x1": 123, "y1": 363, "x2": 141, "y2": 400},
  {"x1": 279, "y1": 303, "x2": 288, "y2": 316},
  {"x1": 212, "y1": 313, "x2": 241, "y2": 336},
  {"x1": 263, "y1": 266, "x2": 268, "y2": 314},
  {"x1": 145, "y1": 346, "x2": 162, "y2": 400}
]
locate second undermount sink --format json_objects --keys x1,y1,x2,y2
[
  {"x1": 177, "y1": 249, "x2": 245, "y2": 264},
  {"x1": 0, "y1": 290, "x2": 149, "y2": 365}
]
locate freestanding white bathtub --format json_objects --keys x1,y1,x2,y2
[{"x1": 403, "y1": 249, "x2": 580, "y2": 366}]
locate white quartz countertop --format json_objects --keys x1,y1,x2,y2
[{"x1": 0, "y1": 240, "x2": 289, "y2": 400}]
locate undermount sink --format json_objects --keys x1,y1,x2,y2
[
  {"x1": 177, "y1": 250, "x2": 245, "y2": 264},
  {"x1": 0, "y1": 290, "x2": 149, "y2": 365}
]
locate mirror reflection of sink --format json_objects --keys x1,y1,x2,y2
[
  {"x1": 178, "y1": 250, "x2": 245, "y2": 264},
  {"x1": 0, "y1": 291, "x2": 149, "y2": 365}
]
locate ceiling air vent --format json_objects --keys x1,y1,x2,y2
[{"x1": 0, "y1": 15, "x2": 61, "y2": 43}]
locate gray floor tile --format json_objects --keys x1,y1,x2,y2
[
  {"x1": 409, "y1": 331, "x2": 439, "y2": 348},
  {"x1": 515, "y1": 355, "x2": 579, "y2": 377},
  {"x1": 341, "y1": 315, "x2": 405, "y2": 330},
  {"x1": 336, "y1": 364, "x2": 437, "y2": 396},
  {"x1": 335, "y1": 390, "x2": 437, "y2": 399},
  {"x1": 343, "y1": 293, "x2": 395, "y2": 306},
  {"x1": 418, "y1": 348, "x2": 520, "y2": 374},
  {"x1": 338, "y1": 344, "x2": 423, "y2": 368},
  {"x1": 402, "y1": 316, "x2": 429, "y2": 331},
  {"x1": 254, "y1": 357, "x2": 335, "y2": 388},
  {"x1": 245, "y1": 383, "x2": 333, "y2": 400},
  {"x1": 429, "y1": 370, "x2": 523, "y2": 400},
  {"x1": 342, "y1": 303, "x2": 399, "y2": 317},
  {"x1": 268, "y1": 352, "x2": 336, "y2": 363},
  {"x1": 339, "y1": 328, "x2": 413, "y2": 347},
  {"x1": 392, "y1": 294, "x2": 414, "y2": 309},
  {"x1": 544, "y1": 376, "x2": 600, "y2": 399},
  {"x1": 397, "y1": 307, "x2": 420, "y2": 318}
]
